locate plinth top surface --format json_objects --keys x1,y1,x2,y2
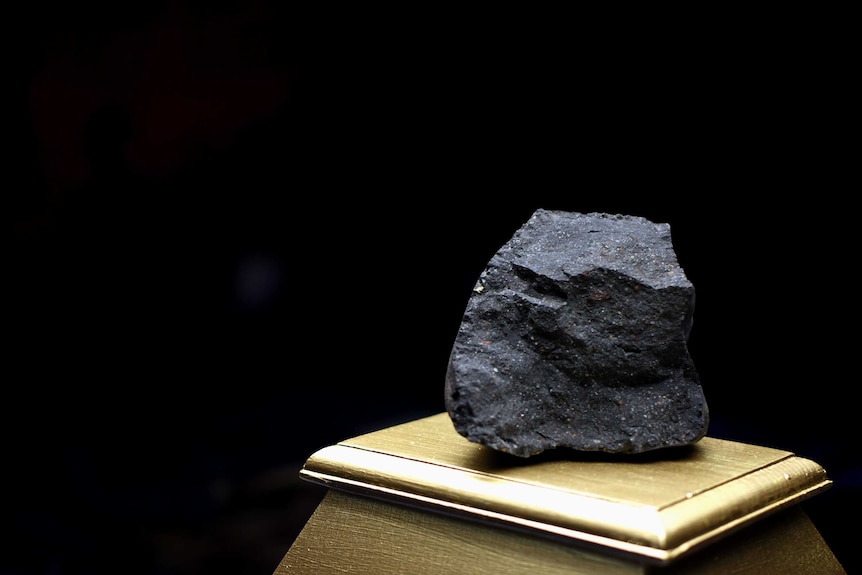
[{"x1": 299, "y1": 412, "x2": 831, "y2": 563}]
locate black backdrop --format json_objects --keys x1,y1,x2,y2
[{"x1": 5, "y1": 4, "x2": 858, "y2": 574}]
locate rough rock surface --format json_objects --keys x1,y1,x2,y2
[{"x1": 445, "y1": 209, "x2": 709, "y2": 457}]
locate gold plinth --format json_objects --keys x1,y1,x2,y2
[{"x1": 274, "y1": 413, "x2": 846, "y2": 574}]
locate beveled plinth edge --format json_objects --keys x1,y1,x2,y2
[{"x1": 299, "y1": 413, "x2": 832, "y2": 564}]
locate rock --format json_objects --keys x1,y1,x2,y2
[{"x1": 444, "y1": 209, "x2": 709, "y2": 456}]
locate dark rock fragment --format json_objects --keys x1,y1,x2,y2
[{"x1": 445, "y1": 210, "x2": 709, "y2": 457}]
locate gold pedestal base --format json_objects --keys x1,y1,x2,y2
[{"x1": 274, "y1": 413, "x2": 846, "y2": 574}]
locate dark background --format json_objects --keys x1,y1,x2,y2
[{"x1": 5, "y1": 4, "x2": 858, "y2": 574}]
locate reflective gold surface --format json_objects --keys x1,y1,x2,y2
[
  {"x1": 299, "y1": 412, "x2": 832, "y2": 563},
  {"x1": 275, "y1": 490, "x2": 846, "y2": 574}
]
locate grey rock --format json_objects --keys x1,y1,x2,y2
[{"x1": 445, "y1": 209, "x2": 709, "y2": 457}]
